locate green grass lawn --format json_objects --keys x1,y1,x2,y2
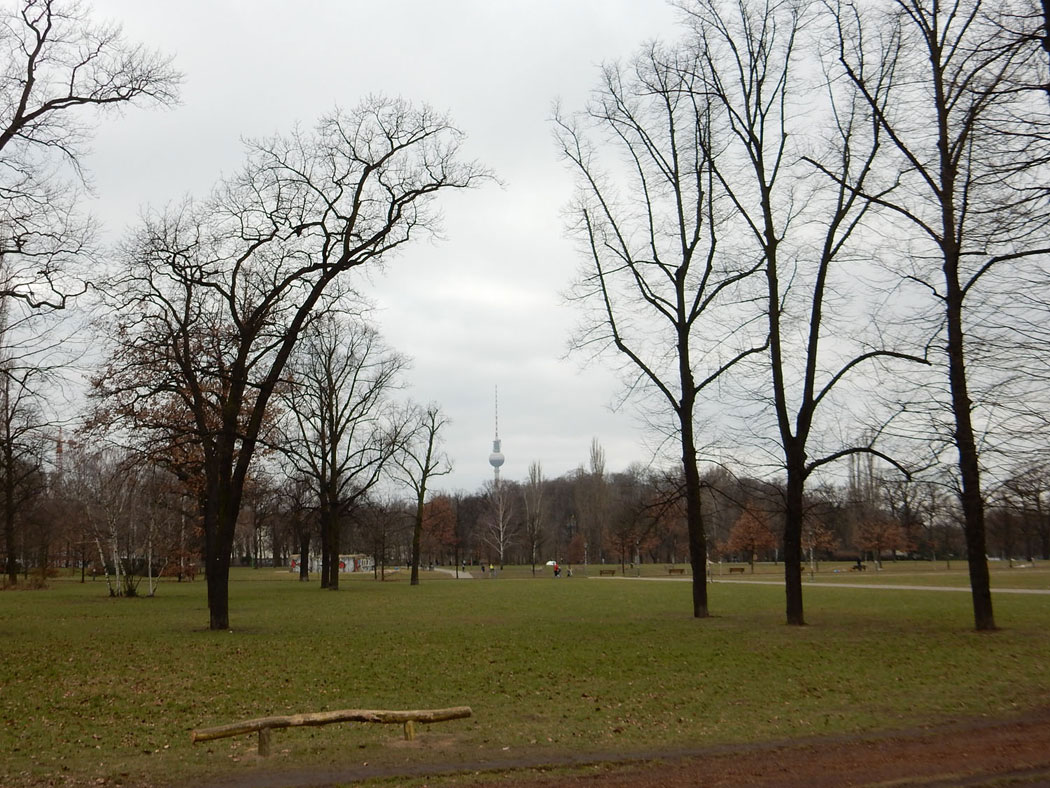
[{"x1": 2, "y1": 566, "x2": 1049, "y2": 787}]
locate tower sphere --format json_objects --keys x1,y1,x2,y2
[{"x1": 489, "y1": 438, "x2": 505, "y2": 468}]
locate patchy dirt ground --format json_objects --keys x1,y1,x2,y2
[
  {"x1": 202, "y1": 707, "x2": 1050, "y2": 787},
  {"x1": 467, "y1": 707, "x2": 1050, "y2": 787}
]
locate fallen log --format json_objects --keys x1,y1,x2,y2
[{"x1": 191, "y1": 706, "x2": 472, "y2": 755}]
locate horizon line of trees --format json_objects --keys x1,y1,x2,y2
[{"x1": 8, "y1": 431, "x2": 1050, "y2": 594}]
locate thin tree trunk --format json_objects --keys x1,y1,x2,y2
[
  {"x1": 111, "y1": 529, "x2": 121, "y2": 597},
  {"x1": 93, "y1": 536, "x2": 113, "y2": 595},
  {"x1": 3, "y1": 488, "x2": 15, "y2": 586},
  {"x1": 147, "y1": 524, "x2": 155, "y2": 597},
  {"x1": 3, "y1": 419, "x2": 16, "y2": 586}
]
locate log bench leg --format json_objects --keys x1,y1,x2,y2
[
  {"x1": 403, "y1": 719, "x2": 416, "y2": 741},
  {"x1": 258, "y1": 726, "x2": 271, "y2": 757}
]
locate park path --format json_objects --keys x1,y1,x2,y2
[
  {"x1": 611, "y1": 575, "x2": 1050, "y2": 594},
  {"x1": 434, "y1": 567, "x2": 473, "y2": 579}
]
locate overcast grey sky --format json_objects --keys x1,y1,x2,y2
[{"x1": 82, "y1": 0, "x2": 685, "y2": 493}]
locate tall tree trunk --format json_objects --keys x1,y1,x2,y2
[
  {"x1": 298, "y1": 528, "x2": 310, "y2": 581},
  {"x1": 410, "y1": 492, "x2": 424, "y2": 586},
  {"x1": 783, "y1": 445, "x2": 806, "y2": 626},
  {"x1": 205, "y1": 551, "x2": 231, "y2": 630},
  {"x1": 319, "y1": 509, "x2": 331, "y2": 589},
  {"x1": 681, "y1": 415, "x2": 709, "y2": 619},
  {"x1": 328, "y1": 508, "x2": 340, "y2": 590},
  {"x1": 203, "y1": 481, "x2": 238, "y2": 630},
  {"x1": 945, "y1": 261, "x2": 995, "y2": 631}
]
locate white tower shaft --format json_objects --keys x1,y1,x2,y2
[{"x1": 488, "y1": 385, "x2": 504, "y2": 485}]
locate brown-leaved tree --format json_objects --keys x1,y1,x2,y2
[{"x1": 94, "y1": 98, "x2": 486, "y2": 629}]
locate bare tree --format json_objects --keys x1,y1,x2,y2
[
  {"x1": 358, "y1": 495, "x2": 409, "y2": 581},
  {"x1": 68, "y1": 447, "x2": 146, "y2": 597},
  {"x1": 605, "y1": 466, "x2": 658, "y2": 573},
  {"x1": 521, "y1": 460, "x2": 548, "y2": 575},
  {"x1": 93, "y1": 98, "x2": 487, "y2": 629},
  {"x1": 0, "y1": 371, "x2": 47, "y2": 584},
  {"x1": 677, "y1": 0, "x2": 926, "y2": 625},
  {"x1": 0, "y1": 0, "x2": 178, "y2": 584},
  {"x1": 278, "y1": 306, "x2": 410, "y2": 590},
  {"x1": 0, "y1": 292, "x2": 57, "y2": 585},
  {"x1": 0, "y1": 0, "x2": 179, "y2": 308},
  {"x1": 831, "y1": 0, "x2": 1050, "y2": 630},
  {"x1": 555, "y1": 42, "x2": 768, "y2": 616},
  {"x1": 275, "y1": 471, "x2": 314, "y2": 581},
  {"x1": 996, "y1": 464, "x2": 1050, "y2": 560},
  {"x1": 572, "y1": 439, "x2": 611, "y2": 566},
  {"x1": 390, "y1": 402, "x2": 452, "y2": 586},
  {"x1": 482, "y1": 479, "x2": 517, "y2": 569}
]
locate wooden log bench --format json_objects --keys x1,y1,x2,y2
[
  {"x1": 668, "y1": 568, "x2": 685, "y2": 575},
  {"x1": 191, "y1": 706, "x2": 472, "y2": 756},
  {"x1": 599, "y1": 569, "x2": 616, "y2": 576},
  {"x1": 728, "y1": 566, "x2": 746, "y2": 575}
]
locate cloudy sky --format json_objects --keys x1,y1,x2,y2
[{"x1": 82, "y1": 0, "x2": 686, "y2": 493}]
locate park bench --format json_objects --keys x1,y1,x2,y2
[
  {"x1": 668, "y1": 568, "x2": 685, "y2": 575},
  {"x1": 191, "y1": 706, "x2": 472, "y2": 756},
  {"x1": 599, "y1": 569, "x2": 616, "y2": 576},
  {"x1": 728, "y1": 567, "x2": 746, "y2": 575}
]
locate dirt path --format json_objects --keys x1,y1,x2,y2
[
  {"x1": 471, "y1": 707, "x2": 1050, "y2": 787},
  {"x1": 200, "y1": 707, "x2": 1050, "y2": 787}
]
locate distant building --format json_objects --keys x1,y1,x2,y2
[{"x1": 289, "y1": 553, "x2": 374, "y2": 573}]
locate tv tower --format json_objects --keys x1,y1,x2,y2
[{"x1": 488, "y1": 385, "x2": 505, "y2": 486}]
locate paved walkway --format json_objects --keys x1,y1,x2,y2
[
  {"x1": 434, "y1": 567, "x2": 473, "y2": 579},
  {"x1": 713, "y1": 578, "x2": 1050, "y2": 594},
  {"x1": 608, "y1": 575, "x2": 1050, "y2": 594}
]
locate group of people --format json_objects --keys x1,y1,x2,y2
[
  {"x1": 551, "y1": 562, "x2": 572, "y2": 578},
  {"x1": 458, "y1": 561, "x2": 573, "y2": 578}
]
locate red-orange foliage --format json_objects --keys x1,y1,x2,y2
[
  {"x1": 802, "y1": 517, "x2": 839, "y2": 554},
  {"x1": 421, "y1": 496, "x2": 457, "y2": 561},
  {"x1": 855, "y1": 518, "x2": 912, "y2": 562},
  {"x1": 566, "y1": 533, "x2": 586, "y2": 565},
  {"x1": 725, "y1": 507, "x2": 777, "y2": 567}
]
